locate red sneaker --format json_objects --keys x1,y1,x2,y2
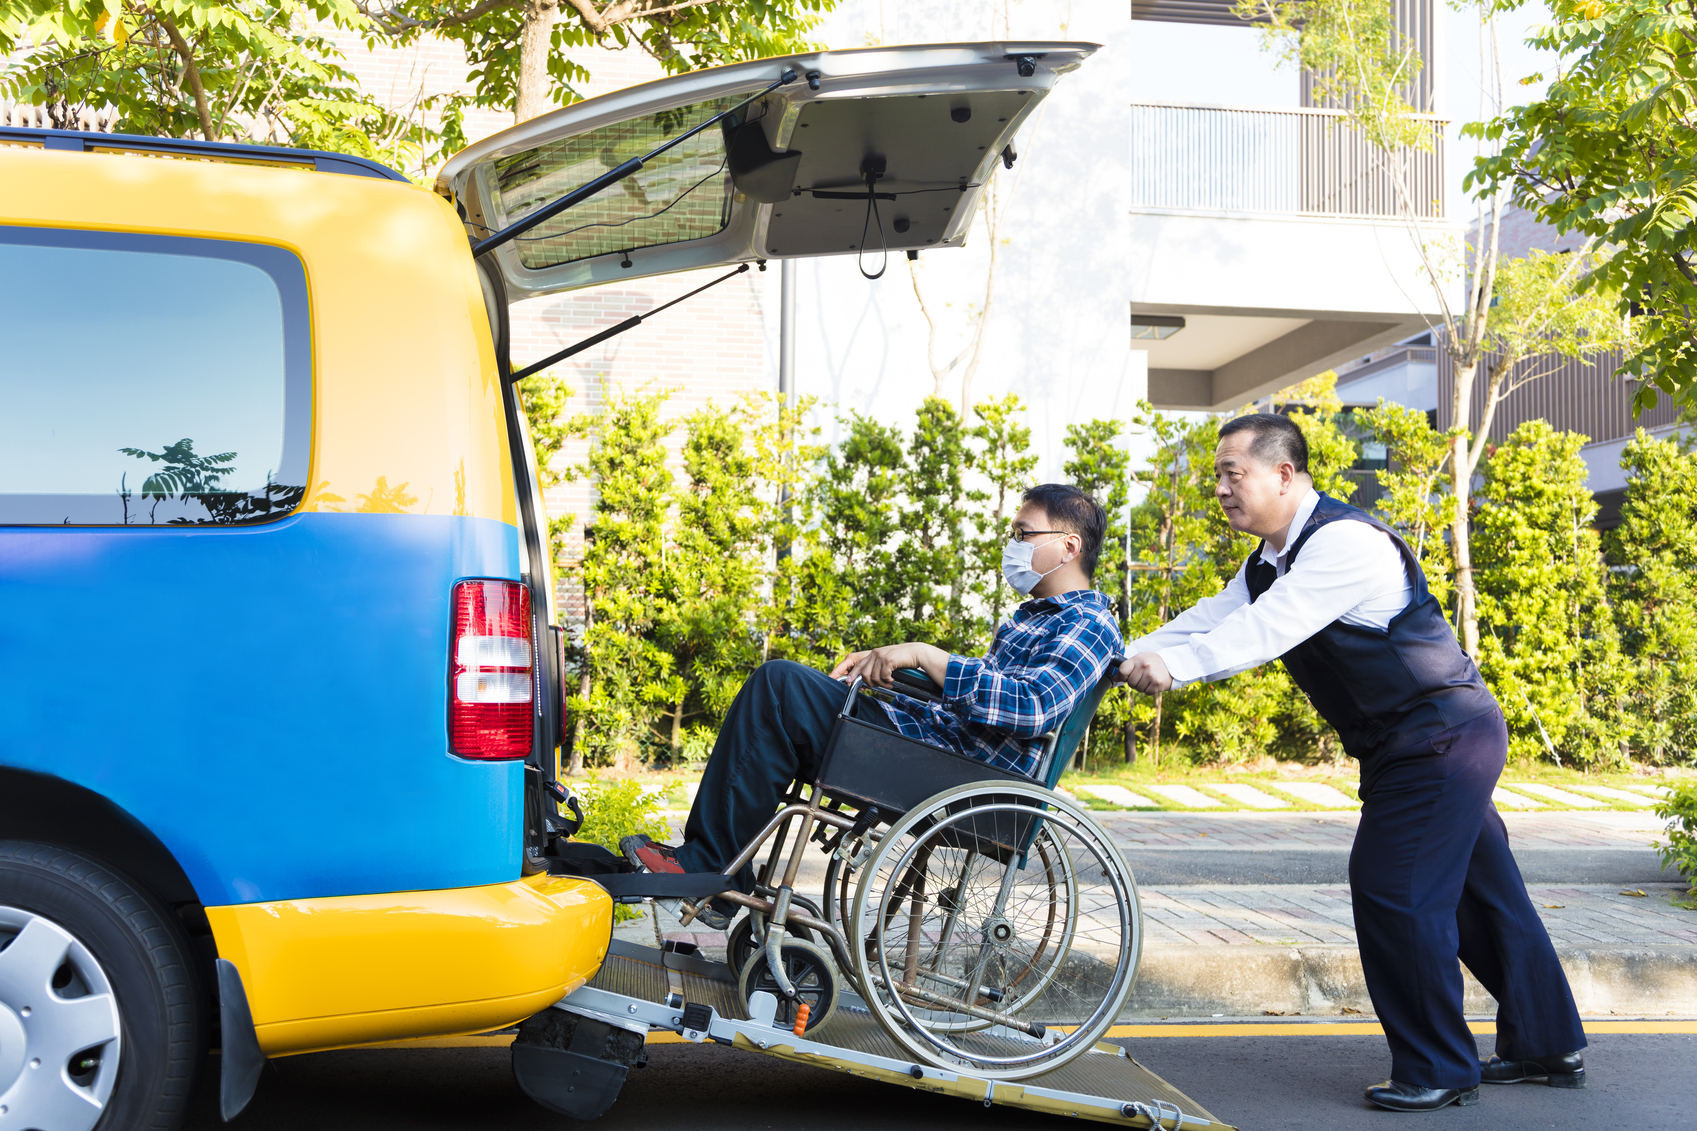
[{"x1": 620, "y1": 834, "x2": 684, "y2": 874}]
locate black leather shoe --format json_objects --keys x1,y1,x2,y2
[
  {"x1": 1480, "y1": 1051, "x2": 1585, "y2": 1088},
  {"x1": 1365, "y1": 1081, "x2": 1480, "y2": 1111}
]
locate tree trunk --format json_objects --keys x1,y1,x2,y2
[
  {"x1": 1121, "y1": 525, "x2": 1135, "y2": 764},
  {"x1": 670, "y1": 699, "x2": 684, "y2": 764},
  {"x1": 515, "y1": 0, "x2": 560, "y2": 124},
  {"x1": 1450, "y1": 430, "x2": 1480, "y2": 661},
  {"x1": 566, "y1": 590, "x2": 592, "y2": 776},
  {"x1": 1123, "y1": 689, "x2": 1137, "y2": 765},
  {"x1": 1149, "y1": 691, "x2": 1163, "y2": 768}
]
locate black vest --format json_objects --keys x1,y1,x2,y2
[{"x1": 1245, "y1": 494, "x2": 1497, "y2": 761}]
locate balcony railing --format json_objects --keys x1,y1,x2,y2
[{"x1": 1129, "y1": 102, "x2": 1445, "y2": 220}]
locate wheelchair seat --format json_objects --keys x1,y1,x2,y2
[{"x1": 812, "y1": 661, "x2": 1120, "y2": 821}]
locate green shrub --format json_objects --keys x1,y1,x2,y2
[{"x1": 1654, "y1": 781, "x2": 1697, "y2": 901}]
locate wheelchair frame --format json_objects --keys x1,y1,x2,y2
[{"x1": 673, "y1": 665, "x2": 1136, "y2": 1076}]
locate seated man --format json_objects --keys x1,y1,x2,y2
[{"x1": 621, "y1": 483, "x2": 1123, "y2": 928}]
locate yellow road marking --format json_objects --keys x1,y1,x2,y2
[
  {"x1": 1103, "y1": 1020, "x2": 1697, "y2": 1038},
  {"x1": 366, "y1": 1018, "x2": 1696, "y2": 1050}
]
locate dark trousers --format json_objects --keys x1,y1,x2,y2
[
  {"x1": 674, "y1": 660, "x2": 890, "y2": 892},
  {"x1": 1351, "y1": 709, "x2": 1585, "y2": 1088}
]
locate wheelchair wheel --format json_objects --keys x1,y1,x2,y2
[
  {"x1": 737, "y1": 937, "x2": 839, "y2": 1034},
  {"x1": 849, "y1": 781, "x2": 1140, "y2": 1080},
  {"x1": 726, "y1": 897, "x2": 820, "y2": 974},
  {"x1": 823, "y1": 852, "x2": 855, "y2": 937}
]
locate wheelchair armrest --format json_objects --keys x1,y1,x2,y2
[{"x1": 891, "y1": 666, "x2": 943, "y2": 700}]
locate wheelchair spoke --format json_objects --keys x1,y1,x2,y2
[
  {"x1": 927, "y1": 848, "x2": 975, "y2": 975},
  {"x1": 851, "y1": 783, "x2": 1140, "y2": 1080}
]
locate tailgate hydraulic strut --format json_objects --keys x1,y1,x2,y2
[{"x1": 506, "y1": 262, "x2": 753, "y2": 383}]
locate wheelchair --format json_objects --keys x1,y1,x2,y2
[{"x1": 682, "y1": 664, "x2": 1142, "y2": 1082}]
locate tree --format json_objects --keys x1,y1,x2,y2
[
  {"x1": 1125, "y1": 413, "x2": 1260, "y2": 765},
  {"x1": 1245, "y1": 0, "x2": 1633, "y2": 662},
  {"x1": 0, "y1": 0, "x2": 419, "y2": 164},
  {"x1": 565, "y1": 387, "x2": 677, "y2": 770},
  {"x1": 898, "y1": 396, "x2": 983, "y2": 652},
  {"x1": 1358, "y1": 400, "x2": 1454, "y2": 609},
  {"x1": 1063, "y1": 418, "x2": 1133, "y2": 762},
  {"x1": 1472, "y1": 419, "x2": 1623, "y2": 767},
  {"x1": 966, "y1": 393, "x2": 1038, "y2": 631},
  {"x1": 1469, "y1": 0, "x2": 1697, "y2": 414},
  {"x1": 1606, "y1": 430, "x2": 1697, "y2": 766},
  {"x1": 519, "y1": 367, "x2": 575, "y2": 557},
  {"x1": 357, "y1": 0, "x2": 835, "y2": 128},
  {"x1": 651, "y1": 402, "x2": 767, "y2": 763}
]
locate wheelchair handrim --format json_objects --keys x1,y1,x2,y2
[{"x1": 850, "y1": 787, "x2": 1140, "y2": 1076}]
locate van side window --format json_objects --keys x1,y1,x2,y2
[{"x1": 0, "y1": 228, "x2": 309, "y2": 526}]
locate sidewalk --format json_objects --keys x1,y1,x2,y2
[{"x1": 621, "y1": 808, "x2": 1696, "y2": 1018}]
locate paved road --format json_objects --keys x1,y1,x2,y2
[{"x1": 186, "y1": 1028, "x2": 1691, "y2": 1131}]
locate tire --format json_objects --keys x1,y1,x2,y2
[
  {"x1": 0, "y1": 842, "x2": 206, "y2": 1131},
  {"x1": 849, "y1": 782, "x2": 1141, "y2": 1081},
  {"x1": 736, "y1": 938, "x2": 839, "y2": 1034}
]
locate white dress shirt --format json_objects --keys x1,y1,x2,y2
[{"x1": 1130, "y1": 489, "x2": 1413, "y2": 688}]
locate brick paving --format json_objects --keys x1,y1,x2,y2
[
  {"x1": 1135, "y1": 883, "x2": 1696, "y2": 949},
  {"x1": 622, "y1": 810, "x2": 1690, "y2": 955}
]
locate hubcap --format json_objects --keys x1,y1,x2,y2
[
  {"x1": 984, "y1": 917, "x2": 1013, "y2": 946},
  {"x1": 0, "y1": 907, "x2": 122, "y2": 1131}
]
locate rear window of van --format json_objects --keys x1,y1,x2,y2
[{"x1": 0, "y1": 228, "x2": 310, "y2": 526}]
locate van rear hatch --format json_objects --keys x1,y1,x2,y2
[{"x1": 435, "y1": 42, "x2": 1097, "y2": 301}]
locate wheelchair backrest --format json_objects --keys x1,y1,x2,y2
[
  {"x1": 1035, "y1": 666, "x2": 1119, "y2": 790},
  {"x1": 891, "y1": 662, "x2": 1120, "y2": 791}
]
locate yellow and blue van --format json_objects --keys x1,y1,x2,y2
[{"x1": 0, "y1": 41, "x2": 1092, "y2": 1129}]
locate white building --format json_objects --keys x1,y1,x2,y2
[{"x1": 314, "y1": 1, "x2": 1461, "y2": 506}]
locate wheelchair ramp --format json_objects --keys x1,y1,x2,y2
[{"x1": 565, "y1": 941, "x2": 1235, "y2": 1130}]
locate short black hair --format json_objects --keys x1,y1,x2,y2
[
  {"x1": 1021, "y1": 483, "x2": 1108, "y2": 579},
  {"x1": 1218, "y1": 412, "x2": 1309, "y2": 474}
]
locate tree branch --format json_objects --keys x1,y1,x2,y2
[
  {"x1": 359, "y1": 0, "x2": 521, "y2": 34},
  {"x1": 157, "y1": 14, "x2": 215, "y2": 140},
  {"x1": 562, "y1": 0, "x2": 719, "y2": 36}
]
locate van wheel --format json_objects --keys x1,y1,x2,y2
[{"x1": 0, "y1": 842, "x2": 204, "y2": 1131}]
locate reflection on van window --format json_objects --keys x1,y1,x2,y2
[
  {"x1": 0, "y1": 230, "x2": 309, "y2": 526},
  {"x1": 492, "y1": 96, "x2": 737, "y2": 271}
]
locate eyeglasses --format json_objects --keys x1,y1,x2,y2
[{"x1": 1008, "y1": 527, "x2": 1069, "y2": 543}]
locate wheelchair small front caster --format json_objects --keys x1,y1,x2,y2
[{"x1": 736, "y1": 937, "x2": 839, "y2": 1034}]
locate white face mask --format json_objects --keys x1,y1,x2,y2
[{"x1": 1001, "y1": 534, "x2": 1067, "y2": 596}]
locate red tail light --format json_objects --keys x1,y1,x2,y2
[{"x1": 449, "y1": 579, "x2": 533, "y2": 759}]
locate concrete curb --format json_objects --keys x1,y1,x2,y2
[{"x1": 1125, "y1": 944, "x2": 1697, "y2": 1018}]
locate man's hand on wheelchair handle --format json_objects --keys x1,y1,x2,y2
[
  {"x1": 831, "y1": 642, "x2": 950, "y2": 689},
  {"x1": 1116, "y1": 652, "x2": 1173, "y2": 694}
]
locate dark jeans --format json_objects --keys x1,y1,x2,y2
[
  {"x1": 1350, "y1": 709, "x2": 1585, "y2": 1088},
  {"x1": 674, "y1": 660, "x2": 891, "y2": 892}
]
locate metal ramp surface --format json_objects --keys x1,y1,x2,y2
[{"x1": 564, "y1": 940, "x2": 1236, "y2": 1130}]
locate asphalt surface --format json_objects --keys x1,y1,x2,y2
[
  {"x1": 187, "y1": 1030, "x2": 1691, "y2": 1131},
  {"x1": 1119, "y1": 846, "x2": 1681, "y2": 886}
]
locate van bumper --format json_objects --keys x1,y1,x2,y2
[{"x1": 207, "y1": 873, "x2": 614, "y2": 1056}]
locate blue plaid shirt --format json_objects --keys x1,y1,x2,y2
[{"x1": 877, "y1": 588, "x2": 1123, "y2": 778}]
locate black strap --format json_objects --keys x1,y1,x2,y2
[
  {"x1": 590, "y1": 872, "x2": 735, "y2": 900},
  {"x1": 543, "y1": 841, "x2": 732, "y2": 901}
]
